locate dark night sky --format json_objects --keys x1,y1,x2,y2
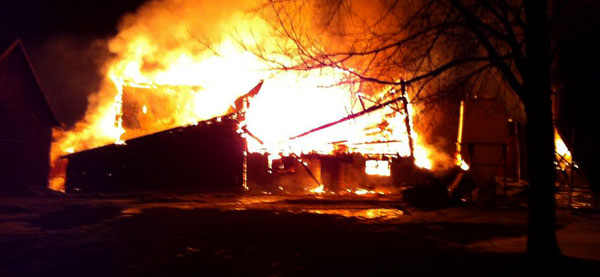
[
  {"x1": 0, "y1": 0, "x2": 147, "y2": 46},
  {"x1": 1, "y1": 0, "x2": 148, "y2": 126},
  {"x1": 553, "y1": 0, "x2": 600, "y2": 187}
]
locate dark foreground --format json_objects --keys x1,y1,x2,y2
[{"x1": 1, "y1": 193, "x2": 599, "y2": 276}]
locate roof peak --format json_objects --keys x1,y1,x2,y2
[{"x1": 1, "y1": 39, "x2": 61, "y2": 126}]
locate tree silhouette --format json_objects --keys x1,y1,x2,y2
[{"x1": 251, "y1": 0, "x2": 562, "y2": 259}]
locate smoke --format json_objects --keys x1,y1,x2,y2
[
  {"x1": 109, "y1": 0, "x2": 267, "y2": 73},
  {"x1": 26, "y1": 35, "x2": 112, "y2": 127},
  {"x1": 51, "y1": 0, "x2": 271, "y2": 149}
]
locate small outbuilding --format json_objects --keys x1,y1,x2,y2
[{"x1": 0, "y1": 39, "x2": 59, "y2": 192}]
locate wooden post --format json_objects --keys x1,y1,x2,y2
[{"x1": 400, "y1": 80, "x2": 415, "y2": 161}]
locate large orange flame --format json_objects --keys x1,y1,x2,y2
[{"x1": 49, "y1": 0, "x2": 448, "y2": 192}]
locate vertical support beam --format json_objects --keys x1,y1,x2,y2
[
  {"x1": 400, "y1": 80, "x2": 415, "y2": 161},
  {"x1": 568, "y1": 128, "x2": 575, "y2": 208},
  {"x1": 290, "y1": 153, "x2": 321, "y2": 187},
  {"x1": 515, "y1": 122, "x2": 521, "y2": 180},
  {"x1": 242, "y1": 149, "x2": 249, "y2": 191},
  {"x1": 504, "y1": 144, "x2": 508, "y2": 199}
]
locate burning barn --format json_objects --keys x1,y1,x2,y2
[
  {"x1": 247, "y1": 152, "x2": 425, "y2": 195},
  {"x1": 244, "y1": 85, "x2": 431, "y2": 195},
  {"x1": 62, "y1": 124, "x2": 423, "y2": 195},
  {"x1": 59, "y1": 80, "x2": 433, "y2": 194},
  {"x1": 47, "y1": 0, "x2": 453, "y2": 195}
]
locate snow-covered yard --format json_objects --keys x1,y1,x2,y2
[{"x1": 1, "y1": 193, "x2": 598, "y2": 276}]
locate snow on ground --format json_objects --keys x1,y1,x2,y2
[{"x1": 0, "y1": 192, "x2": 599, "y2": 276}]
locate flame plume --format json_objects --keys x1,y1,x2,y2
[{"x1": 49, "y1": 0, "x2": 448, "y2": 192}]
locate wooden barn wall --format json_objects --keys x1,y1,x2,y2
[
  {"x1": 247, "y1": 153, "x2": 397, "y2": 193},
  {"x1": 64, "y1": 119, "x2": 244, "y2": 193},
  {"x1": 0, "y1": 45, "x2": 53, "y2": 191}
]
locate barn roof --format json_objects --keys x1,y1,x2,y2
[
  {"x1": 0, "y1": 39, "x2": 60, "y2": 126},
  {"x1": 61, "y1": 114, "x2": 241, "y2": 159}
]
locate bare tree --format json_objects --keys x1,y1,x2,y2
[{"x1": 250, "y1": 0, "x2": 562, "y2": 259}]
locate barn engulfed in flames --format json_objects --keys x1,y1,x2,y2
[{"x1": 48, "y1": 0, "x2": 455, "y2": 193}]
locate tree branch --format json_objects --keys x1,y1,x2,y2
[{"x1": 450, "y1": 0, "x2": 523, "y2": 95}]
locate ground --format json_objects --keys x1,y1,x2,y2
[{"x1": 0, "y1": 192, "x2": 599, "y2": 276}]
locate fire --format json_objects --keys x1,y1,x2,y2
[
  {"x1": 245, "y1": 85, "x2": 434, "y2": 164},
  {"x1": 455, "y1": 100, "x2": 470, "y2": 171},
  {"x1": 48, "y1": 0, "x2": 447, "y2": 193},
  {"x1": 353, "y1": 188, "x2": 380, "y2": 195},
  {"x1": 554, "y1": 129, "x2": 573, "y2": 170},
  {"x1": 309, "y1": 185, "x2": 325, "y2": 194},
  {"x1": 304, "y1": 208, "x2": 403, "y2": 220},
  {"x1": 48, "y1": 176, "x2": 66, "y2": 193},
  {"x1": 457, "y1": 156, "x2": 470, "y2": 171},
  {"x1": 365, "y1": 160, "x2": 391, "y2": 176}
]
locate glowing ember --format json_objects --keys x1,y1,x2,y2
[
  {"x1": 305, "y1": 208, "x2": 403, "y2": 220},
  {"x1": 354, "y1": 188, "x2": 378, "y2": 195},
  {"x1": 365, "y1": 160, "x2": 391, "y2": 176},
  {"x1": 554, "y1": 129, "x2": 573, "y2": 170},
  {"x1": 309, "y1": 185, "x2": 325, "y2": 194},
  {"x1": 458, "y1": 158, "x2": 470, "y2": 171}
]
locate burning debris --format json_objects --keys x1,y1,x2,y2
[
  {"x1": 48, "y1": 0, "x2": 460, "y2": 194},
  {"x1": 59, "y1": 80, "x2": 439, "y2": 195}
]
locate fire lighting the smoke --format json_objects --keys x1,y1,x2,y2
[{"x1": 48, "y1": 0, "x2": 447, "y2": 193}]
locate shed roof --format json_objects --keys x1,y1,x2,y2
[{"x1": 0, "y1": 39, "x2": 60, "y2": 126}]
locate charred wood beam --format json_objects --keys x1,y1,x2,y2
[
  {"x1": 289, "y1": 153, "x2": 321, "y2": 186},
  {"x1": 359, "y1": 94, "x2": 403, "y2": 114},
  {"x1": 240, "y1": 125, "x2": 264, "y2": 145},
  {"x1": 400, "y1": 81, "x2": 415, "y2": 161},
  {"x1": 288, "y1": 89, "x2": 405, "y2": 141},
  {"x1": 349, "y1": 140, "x2": 404, "y2": 145}
]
